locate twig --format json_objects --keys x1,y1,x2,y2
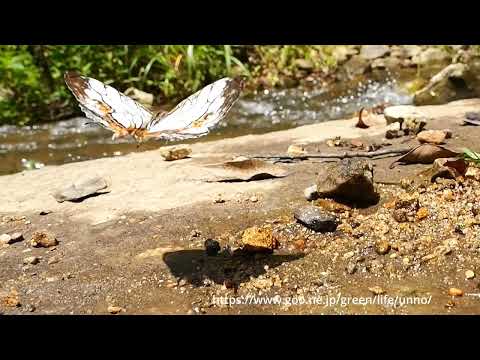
[{"x1": 251, "y1": 147, "x2": 411, "y2": 162}]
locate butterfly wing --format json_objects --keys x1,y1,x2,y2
[
  {"x1": 64, "y1": 71, "x2": 153, "y2": 135},
  {"x1": 145, "y1": 77, "x2": 244, "y2": 140}
]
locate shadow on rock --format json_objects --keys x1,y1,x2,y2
[{"x1": 163, "y1": 250, "x2": 304, "y2": 288}]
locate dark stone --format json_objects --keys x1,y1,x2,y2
[
  {"x1": 294, "y1": 206, "x2": 338, "y2": 233},
  {"x1": 204, "y1": 239, "x2": 221, "y2": 256},
  {"x1": 315, "y1": 159, "x2": 379, "y2": 206}
]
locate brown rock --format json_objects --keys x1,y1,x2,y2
[
  {"x1": 375, "y1": 239, "x2": 391, "y2": 255},
  {"x1": 30, "y1": 230, "x2": 58, "y2": 248},
  {"x1": 416, "y1": 207, "x2": 429, "y2": 221},
  {"x1": 242, "y1": 225, "x2": 278, "y2": 252},
  {"x1": 448, "y1": 288, "x2": 463, "y2": 297},
  {"x1": 315, "y1": 159, "x2": 379, "y2": 205},
  {"x1": 417, "y1": 130, "x2": 448, "y2": 144},
  {"x1": 159, "y1": 145, "x2": 192, "y2": 161},
  {"x1": 107, "y1": 305, "x2": 125, "y2": 314},
  {"x1": 2, "y1": 289, "x2": 21, "y2": 307}
]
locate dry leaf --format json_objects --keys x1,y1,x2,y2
[
  {"x1": 355, "y1": 108, "x2": 386, "y2": 129},
  {"x1": 356, "y1": 108, "x2": 370, "y2": 129},
  {"x1": 464, "y1": 112, "x2": 480, "y2": 126},
  {"x1": 389, "y1": 144, "x2": 460, "y2": 169},
  {"x1": 203, "y1": 158, "x2": 290, "y2": 182}
]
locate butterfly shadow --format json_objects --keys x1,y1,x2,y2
[{"x1": 162, "y1": 249, "x2": 304, "y2": 289}]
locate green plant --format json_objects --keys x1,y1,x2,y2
[{"x1": 463, "y1": 148, "x2": 480, "y2": 164}]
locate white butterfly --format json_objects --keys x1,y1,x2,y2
[{"x1": 64, "y1": 71, "x2": 244, "y2": 143}]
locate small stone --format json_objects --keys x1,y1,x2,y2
[
  {"x1": 293, "y1": 239, "x2": 306, "y2": 250},
  {"x1": 346, "y1": 262, "x2": 357, "y2": 274},
  {"x1": 416, "y1": 207, "x2": 429, "y2": 221},
  {"x1": 23, "y1": 256, "x2": 40, "y2": 265},
  {"x1": 294, "y1": 206, "x2": 338, "y2": 233},
  {"x1": 242, "y1": 225, "x2": 278, "y2": 252},
  {"x1": 443, "y1": 189, "x2": 454, "y2": 201},
  {"x1": 190, "y1": 230, "x2": 201, "y2": 238},
  {"x1": 287, "y1": 144, "x2": 306, "y2": 157},
  {"x1": 46, "y1": 276, "x2": 59, "y2": 282},
  {"x1": 52, "y1": 176, "x2": 110, "y2": 203},
  {"x1": 24, "y1": 304, "x2": 36, "y2": 312},
  {"x1": 368, "y1": 286, "x2": 386, "y2": 295},
  {"x1": 2, "y1": 290, "x2": 21, "y2": 307},
  {"x1": 315, "y1": 158, "x2": 378, "y2": 205},
  {"x1": 343, "y1": 251, "x2": 355, "y2": 260},
  {"x1": 385, "y1": 129, "x2": 401, "y2": 139},
  {"x1": 448, "y1": 288, "x2": 463, "y2": 297},
  {"x1": 213, "y1": 195, "x2": 225, "y2": 204},
  {"x1": 375, "y1": 239, "x2": 391, "y2": 255},
  {"x1": 30, "y1": 230, "x2": 58, "y2": 248},
  {"x1": 39, "y1": 210, "x2": 52, "y2": 215},
  {"x1": 204, "y1": 239, "x2": 221, "y2": 256},
  {"x1": 159, "y1": 145, "x2": 192, "y2": 161},
  {"x1": 249, "y1": 196, "x2": 258, "y2": 203},
  {"x1": 304, "y1": 185, "x2": 319, "y2": 201},
  {"x1": 107, "y1": 305, "x2": 125, "y2": 314},
  {"x1": 0, "y1": 234, "x2": 12, "y2": 244},
  {"x1": 465, "y1": 270, "x2": 475, "y2": 280},
  {"x1": 417, "y1": 130, "x2": 448, "y2": 144}
]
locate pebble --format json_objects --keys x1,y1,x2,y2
[
  {"x1": 24, "y1": 304, "x2": 36, "y2": 312},
  {"x1": 304, "y1": 185, "x2": 319, "y2": 201},
  {"x1": 375, "y1": 239, "x2": 391, "y2": 255},
  {"x1": 242, "y1": 225, "x2": 278, "y2": 252},
  {"x1": 0, "y1": 232, "x2": 24, "y2": 244},
  {"x1": 23, "y1": 256, "x2": 40, "y2": 265},
  {"x1": 448, "y1": 287, "x2": 463, "y2": 297},
  {"x1": 107, "y1": 305, "x2": 125, "y2": 314},
  {"x1": 39, "y1": 210, "x2": 52, "y2": 215},
  {"x1": 249, "y1": 196, "x2": 258, "y2": 203},
  {"x1": 294, "y1": 206, "x2": 338, "y2": 233},
  {"x1": 30, "y1": 230, "x2": 58, "y2": 248},
  {"x1": 465, "y1": 270, "x2": 475, "y2": 280},
  {"x1": 159, "y1": 145, "x2": 192, "y2": 161},
  {"x1": 0, "y1": 234, "x2": 12, "y2": 244},
  {"x1": 416, "y1": 130, "x2": 448, "y2": 144},
  {"x1": 346, "y1": 262, "x2": 357, "y2": 274},
  {"x1": 204, "y1": 239, "x2": 221, "y2": 256},
  {"x1": 368, "y1": 286, "x2": 386, "y2": 295},
  {"x1": 416, "y1": 207, "x2": 429, "y2": 221}
]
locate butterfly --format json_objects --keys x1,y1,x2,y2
[{"x1": 64, "y1": 71, "x2": 244, "y2": 143}]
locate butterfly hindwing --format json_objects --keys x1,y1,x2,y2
[{"x1": 145, "y1": 77, "x2": 244, "y2": 140}]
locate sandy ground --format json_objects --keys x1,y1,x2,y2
[{"x1": 1, "y1": 99, "x2": 480, "y2": 315}]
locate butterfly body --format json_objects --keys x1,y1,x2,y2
[{"x1": 64, "y1": 71, "x2": 244, "y2": 143}]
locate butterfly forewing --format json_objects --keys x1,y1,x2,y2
[
  {"x1": 146, "y1": 77, "x2": 243, "y2": 140},
  {"x1": 64, "y1": 71, "x2": 153, "y2": 132}
]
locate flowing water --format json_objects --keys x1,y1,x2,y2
[{"x1": 0, "y1": 71, "x2": 414, "y2": 176}]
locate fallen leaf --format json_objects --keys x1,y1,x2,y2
[
  {"x1": 355, "y1": 108, "x2": 386, "y2": 129},
  {"x1": 463, "y1": 112, "x2": 480, "y2": 126},
  {"x1": 355, "y1": 108, "x2": 370, "y2": 129},
  {"x1": 389, "y1": 144, "x2": 460, "y2": 169},
  {"x1": 203, "y1": 158, "x2": 290, "y2": 182}
]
